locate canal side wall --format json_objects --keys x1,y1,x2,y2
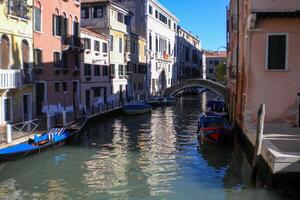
[{"x1": 236, "y1": 122, "x2": 300, "y2": 187}]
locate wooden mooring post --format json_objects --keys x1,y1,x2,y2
[{"x1": 251, "y1": 103, "x2": 265, "y2": 185}]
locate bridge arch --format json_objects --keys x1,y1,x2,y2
[{"x1": 165, "y1": 79, "x2": 227, "y2": 96}]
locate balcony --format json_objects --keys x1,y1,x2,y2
[
  {"x1": 61, "y1": 35, "x2": 84, "y2": 52},
  {"x1": 251, "y1": 0, "x2": 300, "y2": 12},
  {"x1": 0, "y1": 69, "x2": 33, "y2": 89}
]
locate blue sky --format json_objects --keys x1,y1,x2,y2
[{"x1": 159, "y1": 0, "x2": 229, "y2": 51}]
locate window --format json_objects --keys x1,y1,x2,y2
[
  {"x1": 118, "y1": 65, "x2": 124, "y2": 76},
  {"x1": 81, "y1": 7, "x2": 89, "y2": 19},
  {"x1": 117, "y1": 12, "x2": 124, "y2": 23},
  {"x1": 173, "y1": 23, "x2": 176, "y2": 30},
  {"x1": 84, "y1": 64, "x2": 91, "y2": 76},
  {"x1": 102, "y1": 42, "x2": 108, "y2": 53},
  {"x1": 1, "y1": 35, "x2": 10, "y2": 69},
  {"x1": 53, "y1": 14, "x2": 62, "y2": 36},
  {"x1": 93, "y1": 87, "x2": 101, "y2": 97},
  {"x1": 214, "y1": 60, "x2": 219, "y2": 65},
  {"x1": 168, "y1": 19, "x2": 171, "y2": 28},
  {"x1": 155, "y1": 10, "x2": 158, "y2": 18},
  {"x1": 84, "y1": 38, "x2": 91, "y2": 50},
  {"x1": 54, "y1": 82, "x2": 60, "y2": 92},
  {"x1": 149, "y1": 33, "x2": 152, "y2": 50},
  {"x1": 209, "y1": 68, "x2": 214, "y2": 74},
  {"x1": 8, "y1": 0, "x2": 29, "y2": 19},
  {"x1": 94, "y1": 40, "x2": 100, "y2": 51},
  {"x1": 94, "y1": 65, "x2": 101, "y2": 76},
  {"x1": 93, "y1": 6, "x2": 103, "y2": 18},
  {"x1": 159, "y1": 13, "x2": 167, "y2": 24},
  {"x1": 119, "y1": 38, "x2": 123, "y2": 53},
  {"x1": 110, "y1": 35, "x2": 114, "y2": 51},
  {"x1": 62, "y1": 82, "x2": 68, "y2": 92},
  {"x1": 110, "y1": 64, "x2": 115, "y2": 76},
  {"x1": 53, "y1": 52, "x2": 61, "y2": 68},
  {"x1": 209, "y1": 60, "x2": 213, "y2": 65},
  {"x1": 3, "y1": 99, "x2": 11, "y2": 122},
  {"x1": 267, "y1": 34, "x2": 287, "y2": 70},
  {"x1": 155, "y1": 36, "x2": 158, "y2": 52},
  {"x1": 132, "y1": 41, "x2": 137, "y2": 54},
  {"x1": 103, "y1": 65, "x2": 108, "y2": 76},
  {"x1": 149, "y1": 5, "x2": 153, "y2": 15},
  {"x1": 34, "y1": 49, "x2": 42, "y2": 68},
  {"x1": 34, "y1": 6, "x2": 41, "y2": 32}
]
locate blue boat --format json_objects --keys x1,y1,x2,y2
[
  {"x1": 122, "y1": 103, "x2": 152, "y2": 115},
  {"x1": 0, "y1": 116, "x2": 86, "y2": 161},
  {"x1": 197, "y1": 112, "x2": 232, "y2": 144}
]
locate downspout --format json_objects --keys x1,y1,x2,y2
[{"x1": 235, "y1": 0, "x2": 240, "y2": 124}]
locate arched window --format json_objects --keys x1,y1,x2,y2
[
  {"x1": 73, "y1": 17, "x2": 79, "y2": 38},
  {"x1": 34, "y1": 2, "x2": 42, "y2": 32},
  {"x1": 62, "y1": 12, "x2": 68, "y2": 37},
  {"x1": 0, "y1": 35, "x2": 10, "y2": 69},
  {"x1": 22, "y1": 40, "x2": 30, "y2": 70}
]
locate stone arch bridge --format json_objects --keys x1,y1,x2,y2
[{"x1": 165, "y1": 79, "x2": 227, "y2": 97}]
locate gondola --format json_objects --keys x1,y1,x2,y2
[{"x1": 0, "y1": 115, "x2": 87, "y2": 161}]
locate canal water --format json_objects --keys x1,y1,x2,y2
[{"x1": 0, "y1": 94, "x2": 290, "y2": 200}]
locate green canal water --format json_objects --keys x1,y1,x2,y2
[{"x1": 0, "y1": 95, "x2": 291, "y2": 199}]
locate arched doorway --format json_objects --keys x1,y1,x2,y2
[
  {"x1": 158, "y1": 69, "x2": 167, "y2": 93},
  {"x1": 1, "y1": 34, "x2": 10, "y2": 69}
]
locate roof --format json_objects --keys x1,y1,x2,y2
[
  {"x1": 81, "y1": 27, "x2": 108, "y2": 40},
  {"x1": 204, "y1": 51, "x2": 227, "y2": 58},
  {"x1": 81, "y1": 0, "x2": 131, "y2": 14}
]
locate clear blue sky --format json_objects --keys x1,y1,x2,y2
[{"x1": 159, "y1": 0, "x2": 229, "y2": 51}]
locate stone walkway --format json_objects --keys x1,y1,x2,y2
[{"x1": 244, "y1": 122, "x2": 300, "y2": 174}]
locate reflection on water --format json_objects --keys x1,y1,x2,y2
[{"x1": 0, "y1": 94, "x2": 288, "y2": 199}]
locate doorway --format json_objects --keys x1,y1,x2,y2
[{"x1": 23, "y1": 94, "x2": 32, "y2": 121}]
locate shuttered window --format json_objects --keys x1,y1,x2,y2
[
  {"x1": 267, "y1": 35, "x2": 287, "y2": 70},
  {"x1": 33, "y1": 49, "x2": 42, "y2": 68},
  {"x1": 53, "y1": 52, "x2": 61, "y2": 68},
  {"x1": 34, "y1": 7, "x2": 41, "y2": 32},
  {"x1": 84, "y1": 64, "x2": 91, "y2": 76},
  {"x1": 102, "y1": 42, "x2": 107, "y2": 53},
  {"x1": 53, "y1": 14, "x2": 62, "y2": 36},
  {"x1": 93, "y1": 6, "x2": 103, "y2": 18}
]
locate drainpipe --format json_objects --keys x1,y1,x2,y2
[
  {"x1": 235, "y1": 0, "x2": 240, "y2": 124},
  {"x1": 298, "y1": 93, "x2": 300, "y2": 127}
]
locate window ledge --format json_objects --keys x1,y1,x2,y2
[
  {"x1": 7, "y1": 14, "x2": 30, "y2": 22},
  {"x1": 34, "y1": 30, "x2": 43, "y2": 34},
  {"x1": 264, "y1": 69, "x2": 289, "y2": 72}
]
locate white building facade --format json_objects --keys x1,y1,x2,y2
[
  {"x1": 81, "y1": 28, "x2": 110, "y2": 112},
  {"x1": 146, "y1": 0, "x2": 179, "y2": 95}
]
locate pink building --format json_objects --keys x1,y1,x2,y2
[
  {"x1": 33, "y1": 0, "x2": 82, "y2": 117},
  {"x1": 227, "y1": 0, "x2": 300, "y2": 127}
]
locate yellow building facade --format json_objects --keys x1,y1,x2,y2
[{"x1": 0, "y1": 0, "x2": 35, "y2": 136}]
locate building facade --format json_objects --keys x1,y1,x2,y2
[
  {"x1": 0, "y1": 0, "x2": 35, "y2": 131},
  {"x1": 127, "y1": 33, "x2": 147, "y2": 100},
  {"x1": 205, "y1": 51, "x2": 226, "y2": 81},
  {"x1": 227, "y1": 0, "x2": 300, "y2": 127},
  {"x1": 113, "y1": 0, "x2": 179, "y2": 95},
  {"x1": 176, "y1": 26, "x2": 203, "y2": 83},
  {"x1": 33, "y1": 0, "x2": 82, "y2": 117},
  {"x1": 81, "y1": 28, "x2": 109, "y2": 112},
  {"x1": 81, "y1": 0, "x2": 132, "y2": 103},
  {"x1": 146, "y1": 0, "x2": 179, "y2": 95}
]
